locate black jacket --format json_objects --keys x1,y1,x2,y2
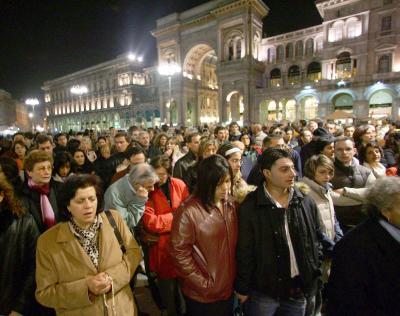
[
  {"x1": 327, "y1": 217, "x2": 400, "y2": 316},
  {"x1": 0, "y1": 208, "x2": 40, "y2": 315},
  {"x1": 20, "y1": 179, "x2": 62, "y2": 233},
  {"x1": 172, "y1": 150, "x2": 197, "y2": 188},
  {"x1": 235, "y1": 185, "x2": 323, "y2": 299}
]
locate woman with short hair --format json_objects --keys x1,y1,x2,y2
[
  {"x1": 170, "y1": 155, "x2": 238, "y2": 316},
  {"x1": 327, "y1": 176, "x2": 400, "y2": 315},
  {"x1": 35, "y1": 174, "x2": 142, "y2": 315}
]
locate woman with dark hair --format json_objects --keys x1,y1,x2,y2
[
  {"x1": 35, "y1": 174, "x2": 142, "y2": 315},
  {"x1": 359, "y1": 142, "x2": 386, "y2": 178},
  {"x1": 353, "y1": 124, "x2": 376, "y2": 151},
  {"x1": 73, "y1": 149, "x2": 94, "y2": 174},
  {"x1": 143, "y1": 155, "x2": 189, "y2": 316},
  {"x1": 149, "y1": 132, "x2": 169, "y2": 159},
  {"x1": 240, "y1": 133, "x2": 259, "y2": 180},
  {"x1": 327, "y1": 177, "x2": 400, "y2": 315},
  {"x1": 53, "y1": 151, "x2": 76, "y2": 182},
  {"x1": 0, "y1": 173, "x2": 40, "y2": 316},
  {"x1": 170, "y1": 155, "x2": 238, "y2": 316}
]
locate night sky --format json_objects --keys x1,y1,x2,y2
[{"x1": 0, "y1": 0, "x2": 321, "y2": 100}]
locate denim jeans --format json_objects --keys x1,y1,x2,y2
[{"x1": 245, "y1": 291, "x2": 306, "y2": 316}]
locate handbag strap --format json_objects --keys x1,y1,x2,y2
[{"x1": 105, "y1": 210, "x2": 127, "y2": 254}]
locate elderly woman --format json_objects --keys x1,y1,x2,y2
[
  {"x1": 170, "y1": 155, "x2": 238, "y2": 316},
  {"x1": 327, "y1": 176, "x2": 400, "y2": 315},
  {"x1": 35, "y1": 174, "x2": 142, "y2": 315},
  {"x1": 104, "y1": 163, "x2": 159, "y2": 234},
  {"x1": 143, "y1": 155, "x2": 189, "y2": 316},
  {"x1": 0, "y1": 173, "x2": 40, "y2": 316}
]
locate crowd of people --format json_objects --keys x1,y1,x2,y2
[{"x1": 0, "y1": 118, "x2": 400, "y2": 316}]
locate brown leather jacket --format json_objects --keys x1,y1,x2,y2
[{"x1": 169, "y1": 195, "x2": 238, "y2": 303}]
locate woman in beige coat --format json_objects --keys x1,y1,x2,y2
[{"x1": 35, "y1": 174, "x2": 142, "y2": 315}]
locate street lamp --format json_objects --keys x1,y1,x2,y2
[
  {"x1": 25, "y1": 98, "x2": 39, "y2": 132},
  {"x1": 70, "y1": 85, "x2": 88, "y2": 131},
  {"x1": 158, "y1": 63, "x2": 181, "y2": 126}
]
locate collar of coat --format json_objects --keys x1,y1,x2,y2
[
  {"x1": 55, "y1": 212, "x2": 116, "y2": 271},
  {"x1": 255, "y1": 182, "x2": 305, "y2": 207}
]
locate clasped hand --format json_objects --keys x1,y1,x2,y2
[{"x1": 86, "y1": 272, "x2": 112, "y2": 296}]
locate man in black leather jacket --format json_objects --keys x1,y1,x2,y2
[{"x1": 235, "y1": 148, "x2": 323, "y2": 316}]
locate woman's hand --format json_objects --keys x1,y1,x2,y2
[
  {"x1": 86, "y1": 272, "x2": 112, "y2": 295},
  {"x1": 8, "y1": 311, "x2": 23, "y2": 316},
  {"x1": 134, "y1": 184, "x2": 149, "y2": 198}
]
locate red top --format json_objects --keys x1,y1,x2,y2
[{"x1": 143, "y1": 177, "x2": 189, "y2": 279}]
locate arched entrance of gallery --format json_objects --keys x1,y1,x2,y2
[{"x1": 183, "y1": 43, "x2": 218, "y2": 125}]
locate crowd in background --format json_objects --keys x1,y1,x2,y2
[{"x1": 1, "y1": 117, "x2": 400, "y2": 316}]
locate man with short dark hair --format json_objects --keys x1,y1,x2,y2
[
  {"x1": 214, "y1": 126, "x2": 228, "y2": 145},
  {"x1": 54, "y1": 133, "x2": 68, "y2": 153},
  {"x1": 35, "y1": 134, "x2": 54, "y2": 156},
  {"x1": 236, "y1": 148, "x2": 323, "y2": 315},
  {"x1": 173, "y1": 132, "x2": 200, "y2": 188}
]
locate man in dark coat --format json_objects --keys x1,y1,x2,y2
[
  {"x1": 236, "y1": 148, "x2": 323, "y2": 315},
  {"x1": 173, "y1": 132, "x2": 200, "y2": 189}
]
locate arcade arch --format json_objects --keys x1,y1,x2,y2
[
  {"x1": 369, "y1": 90, "x2": 393, "y2": 118},
  {"x1": 183, "y1": 44, "x2": 219, "y2": 124}
]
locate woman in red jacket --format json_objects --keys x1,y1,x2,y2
[{"x1": 143, "y1": 155, "x2": 189, "y2": 316}]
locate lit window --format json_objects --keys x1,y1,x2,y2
[
  {"x1": 118, "y1": 73, "x2": 130, "y2": 86},
  {"x1": 270, "y1": 68, "x2": 282, "y2": 87},
  {"x1": 288, "y1": 65, "x2": 301, "y2": 85},
  {"x1": 45, "y1": 94, "x2": 51, "y2": 103},
  {"x1": 346, "y1": 19, "x2": 362, "y2": 38},
  {"x1": 329, "y1": 21, "x2": 344, "y2": 42},
  {"x1": 336, "y1": 52, "x2": 352, "y2": 79}
]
